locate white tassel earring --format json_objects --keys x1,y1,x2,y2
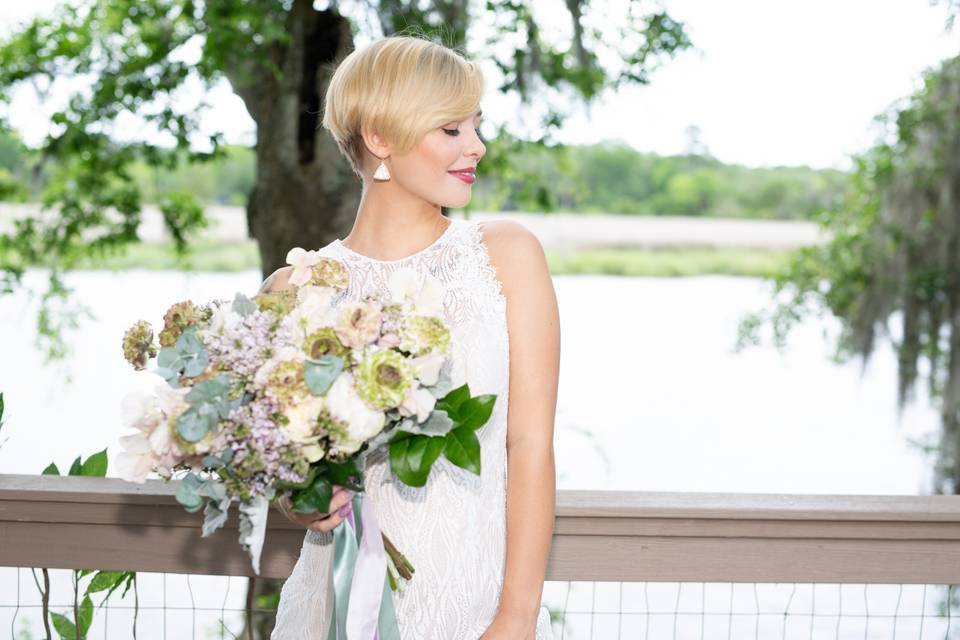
[{"x1": 373, "y1": 159, "x2": 391, "y2": 181}]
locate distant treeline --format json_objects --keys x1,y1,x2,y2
[{"x1": 0, "y1": 131, "x2": 848, "y2": 220}]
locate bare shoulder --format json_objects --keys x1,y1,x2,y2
[
  {"x1": 476, "y1": 219, "x2": 546, "y2": 296},
  {"x1": 258, "y1": 265, "x2": 295, "y2": 294}
]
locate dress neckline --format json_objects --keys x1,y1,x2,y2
[{"x1": 332, "y1": 217, "x2": 458, "y2": 264}]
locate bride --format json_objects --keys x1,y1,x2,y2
[{"x1": 260, "y1": 34, "x2": 560, "y2": 640}]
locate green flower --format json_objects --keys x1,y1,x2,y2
[
  {"x1": 399, "y1": 316, "x2": 450, "y2": 356},
  {"x1": 303, "y1": 327, "x2": 351, "y2": 360},
  {"x1": 122, "y1": 320, "x2": 158, "y2": 370},
  {"x1": 262, "y1": 359, "x2": 311, "y2": 408},
  {"x1": 254, "y1": 288, "x2": 297, "y2": 316},
  {"x1": 300, "y1": 257, "x2": 350, "y2": 290},
  {"x1": 159, "y1": 300, "x2": 204, "y2": 347},
  {"x1": 355, "y1": 349, "x2": 414, "y2": 410}
]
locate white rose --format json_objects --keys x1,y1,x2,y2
[
  {"x1": 282, "y1": 396, "x2": 327, "y2": 463},
  {"x1": 325, "y1": 372, "x2": 386, "y2": 455}
]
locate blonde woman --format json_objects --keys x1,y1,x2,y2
[{"x1": 262, "y1": 34, "x2": 560, "y2": 640}]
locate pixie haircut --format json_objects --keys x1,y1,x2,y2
[{"x1": 322, "y1": 35, "x2": 484, "y2": 179}]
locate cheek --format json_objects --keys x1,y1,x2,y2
[{"x1": 418, "y1": 133, "x2": 462, "y2": 169}]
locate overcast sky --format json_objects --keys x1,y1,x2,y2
[{"x1": 1, "y1": 0, "x2": 958, "y2": 170}]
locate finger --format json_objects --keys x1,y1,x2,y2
[{"x1": 309, "y1": 513, "x2": 343, "y2": 533}]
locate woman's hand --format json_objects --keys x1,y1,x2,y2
[{"x1": 276, "y1": 485, "x2": 354, "y2": 533}]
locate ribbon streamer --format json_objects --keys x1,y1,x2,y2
[{"x1": 327, "y1": 493, "x2": 401, "y2": 639}]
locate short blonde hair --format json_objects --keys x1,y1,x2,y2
[{"x1": 322, "y1": 34, "x2": 484, "y2": 179}]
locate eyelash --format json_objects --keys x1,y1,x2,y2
[{"x1": 443, "y1": 127, "x2": 485, "y2": 142}]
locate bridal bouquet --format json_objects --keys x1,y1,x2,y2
[{"x1": 116, "y1": 248, "x2": 495, "y2": 614}]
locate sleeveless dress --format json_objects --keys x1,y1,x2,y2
[{"x1": 271, "y1": 216, "x2": 554, "y2": 640}]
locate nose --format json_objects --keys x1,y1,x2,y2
[{"x1": 466, "y1": 127, "x2": 486, "y2": 159}]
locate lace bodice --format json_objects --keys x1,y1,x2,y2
[{"x1": 271, "y1": 217, "x2": 554, "y2": 639}]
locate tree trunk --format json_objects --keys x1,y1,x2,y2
[{"x1": 228, "y1": 1, "x2": 361, "y2": 283}]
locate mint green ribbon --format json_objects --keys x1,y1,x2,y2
[{"x1": 326, "y1": 493, "x2": 401, "y2": 639}]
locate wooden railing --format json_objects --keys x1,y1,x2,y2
[{"x1": 2, "y1": 474, "x2": 960, "y2": 584}]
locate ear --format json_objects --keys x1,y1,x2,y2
[{"x1": 359, "y1": 127, "x2": 392, "y2": 162}]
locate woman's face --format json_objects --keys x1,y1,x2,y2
[{"x1": 385, "y1": 110, "x2": 486, "y2": 209}]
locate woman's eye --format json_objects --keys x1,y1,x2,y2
[{"x1": 442, "y1": 127, "x2": 460, "y2": 136}]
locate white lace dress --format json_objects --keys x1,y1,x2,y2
[{"x1": 271, "y1": 216, "x2": 554, "y2": 640}]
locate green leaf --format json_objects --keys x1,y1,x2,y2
[
  {"x1": 389, "y1": 433, "x2": 446, "y2": 487},
  {"x1": 42, "y1": 462, "x2": 60, "y2": 475},
  {"x1": 292, "y1": 475, "x2": 333, "y2": 514},
  {"x1": 304, "y1": 356, "x2": 343, "y2": 395},
  {"x1": 436, "y1": 383, "x2": 470, "y2": 419},
  {"x1": 77, "y1": 594, "x2": 94, "y2": 637},
  {"x1": 443, "y1": 426, "x2": 481, "y2": 476},
  {"x1": 49, "y1": 612, "x2": 76, "y2": 639},
  {"x1": 85, "y1": 571, "x2": 128, "y2": 596},
  {"x1": 67, "y1": 455, "x2": 83, "y2": 476},
  {"x1": 79, "y1": 448, "x2": 108, "y2": 477},
  {"x1": 455, "y1": 394, "x2": 497, "y2": 431},
  {"x1": 322, "y1": 458, "x2": 361, "y2": 488}
]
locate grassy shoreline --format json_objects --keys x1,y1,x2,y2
[{"x1": 62, "y1": 240, "x2": 791, "y2": 278}]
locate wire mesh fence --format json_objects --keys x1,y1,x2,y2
[{"x1": 3, "y1": 568, "x2": 958, "y2": 639}]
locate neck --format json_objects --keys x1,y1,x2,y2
[{"x1": 343, "y1": 184, "x2": 449, "y2": 258}]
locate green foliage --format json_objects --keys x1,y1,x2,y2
[
  {"x1": 42, "y1": 448, "x2": 109, "y2": 478},
  {"x1": 388, "y1": 383, "x2": 495, "y2": 486},
  {"x1": 36, "y1": 450, "x2": 137, "y2": 638},
  {"x1": 735, "y1": 54, "x2": 960, "y2": 492},
  {"x1": 304, "y1": 356, "x2": 344, "y2": 395},
  {"x1": 0, "y1": 0, "x2": 693, "y2": 366}
]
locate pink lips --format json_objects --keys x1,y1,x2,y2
[{"x1": 448, "y1": 168, "x2": 476, "y2": 184}]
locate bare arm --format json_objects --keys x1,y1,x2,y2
[{"x1": 480, "y1": 220, "x2": 560, "y2": 639}]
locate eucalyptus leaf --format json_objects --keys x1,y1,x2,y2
[
  {"x1": 177, "y1": 407, "x2": 214, "y2": 442},
  {"x1": 157, "y1": 346, "x2": 183, "y2": 371},
  {"x1": 185, "y1": 374, "x2": 231, "y2": 404},
  {"x1": 153, "y1": 366, "x2": 178, "y2": 386},
  {"x1": 175, "y1": 480, "x2": 204, "y2": 512},
  {"x1": 304, "y1": 356, "x2": 343, "y2": 395}
]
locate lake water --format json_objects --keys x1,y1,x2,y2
[
  {"x1": 0, "y1": 269, "x2": 949, "y2": 639},
  {"x1": 0, "y1": 268, "x2": 938, "y2": 494}
]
